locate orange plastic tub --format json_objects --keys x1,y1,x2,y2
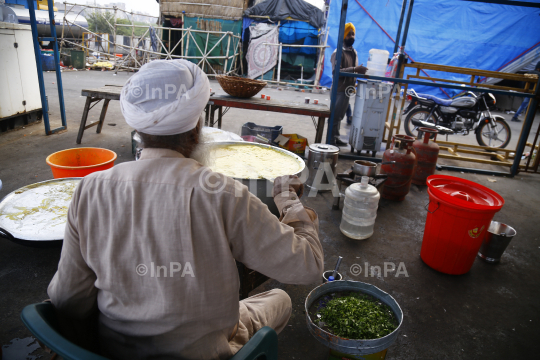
[{"x1": 46, "y1": 147, "x2": 117, "y2": 178}]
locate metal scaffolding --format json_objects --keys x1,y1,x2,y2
[{"x1": 58, "y1": 2, "x2": 241, "y2": 75}]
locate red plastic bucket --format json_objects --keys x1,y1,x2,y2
[{"x1": 420, "y1": 175, "x2": 504, "y2": 275}]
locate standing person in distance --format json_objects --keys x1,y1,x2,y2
[{"x1": 330, "y1": 23, "x2": 367, "y2": 146}]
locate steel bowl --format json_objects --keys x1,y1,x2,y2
[
  {"x1": 206, "y1": 141, "x2": 306, "y2": 217},
  {"x1": 353, "y1": 160, "x2": 377, "y2": 177},
  {"x1": 305, "y1": 280, "x2": 403, "y2": 356}
]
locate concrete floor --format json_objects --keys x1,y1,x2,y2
[{"x1": 1, "y1": 71, "x2": 540, "y2": 359}]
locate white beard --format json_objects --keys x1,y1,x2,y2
[{"x1": 189, "y1": 132, "x2": 217, "y2": 167}]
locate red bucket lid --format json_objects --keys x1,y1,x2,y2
[{"x1": 426, "y1": 175, "x2": 504, "y2": 211}]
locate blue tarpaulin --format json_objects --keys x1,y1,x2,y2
[
  {"x1": 321, "y1": 0, "x2": 540, "y2": 98},
  {"x1": 242, "y1": 19, "x2": 319, "y2": 55},
  {"x1": 279, "y1": 21, "x2": 318, "y2": 55}
]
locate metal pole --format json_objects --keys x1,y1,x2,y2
[
  {"x1": 511, "y1": 77, "x2": 540, "y2": 175},
  {"x1": 277, "y1": 43, "x2": 282, "y2": 83},
  {"x1": 48, "y1": 0, "x2": 67, "y2": 132},
  {"x1": 27, "y1": 0, "x2": 51, "y2": 134},
  {"x1": 393, "y1": 0, "x2": 408, "y2": 54},
  {"x1": 400, "y1": 0, "x2": 414, "y2": 50},
  {"x1": 326, "y1": 0, "x2": 349, "y2": 144},
  {"x1": 395, "y1": 0, "x2": 415, "y2": 85}
]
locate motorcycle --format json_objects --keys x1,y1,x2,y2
[{"x1": 402, "y1": 90, "x2": 511, "y2": 148}]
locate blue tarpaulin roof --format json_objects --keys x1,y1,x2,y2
[
  {"x1": 321, "y1": 0, "x2": 540, "y2": 98},
  {"x1": 279, "y1": 21, "x2": 318, "y2": 55}
]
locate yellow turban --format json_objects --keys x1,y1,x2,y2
[{"x1": 344, "y1": 23, "x2": 355, "y2": 39}]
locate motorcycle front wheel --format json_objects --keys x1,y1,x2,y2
[
  {"x1": 475, "y1": 118, "x2": 511, "y2": 149},
  {"x1": 403, "y1": 108, "x2": 436, "y2": 138}
]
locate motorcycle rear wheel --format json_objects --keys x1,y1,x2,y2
[
  {"x1": 404, "y1": 108, "x2": 437, "y2": 138},
  {"x1": 475, "y1": 118, "x2": 511, "y2": 149}
]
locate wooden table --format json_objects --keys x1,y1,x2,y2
[
  {"x1": 77, "y1": 88, "x2": 331, "y2": 145},
  {"x1": 205, "y1": 95, "x2": 331, "y2": 143},
  {"x1": 77, "y1": 85, "x2": 123, "y2": 144}
]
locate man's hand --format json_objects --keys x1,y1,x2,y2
[
  {"x1": 354, "y1": 65, "x2": 368, "y2": 74},
  {"x1": 273, "y1": 175, "x2": 304, "y2": 199}
]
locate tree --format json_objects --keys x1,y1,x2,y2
[
  {"x1": 86, "y1": 11, "x2": 115, "y2": 35},
  {"x1": 87, "y1": 11, "x2": 153, "y2": 37}
]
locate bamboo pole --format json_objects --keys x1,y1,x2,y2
[
  {"x1": 185, "y1": 29, "x2": 191, "y2": 59},
  {"x1": 224, "y1": 34, "x2": 231, "y2": 74},
  {"x1": 314, "y1": 27, "x2": 330, "y2": 87},
  {"x1": 181, "y1": 13, "x2": 185, "y2": 57},
  {"x1": 277, "y1": 43, "x2": 282, "y2": 82},
  {"x1": 199, "y1": 32, "x2": 228, "y2": 72},
  {"x1": 115, "y1": 23, "x2": 241, "y2": 37},
  {"x1": 63, "y1": 2, "x2": 158, "y2": 19},
  {"x1": 202, "y1": 28, "x2": 210, "y2": 71},
  {"x1": 130, "y1": 11, "x2": 136, "y2": 66},
  {"x1": 168, "y1": 26, "x2": 191, "y2": 56},
  {"x1": 113, "y1": 7, "x2": 117, "y2": 60},
  {"x1": 65, "y1": 19, "x2": 234, "y2": 60}
]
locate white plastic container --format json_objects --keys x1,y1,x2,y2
[
  {"x1": 366, "y1": 61, "x2": 387, "y2": 77},
  {"x1": 367, "y1": 49, "x2": 389, "y2": 64},
  {"x1": 366, "y1": 49, "x2": 389, "y2": 77},
  {"x1": 340, "y1": 176, "x2": 380, "y2": 240}
]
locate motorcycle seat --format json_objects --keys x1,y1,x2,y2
[{"x1": 417, "y1": 93, "x2": 452, "y2": 106}]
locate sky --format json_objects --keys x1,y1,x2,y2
[{"x1": 59, "y1": 0, "x2": 160, "y2": 16}]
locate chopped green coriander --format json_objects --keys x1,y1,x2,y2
[{"x1": 319, "y1": 292, "x2": 397, "y2": 340}]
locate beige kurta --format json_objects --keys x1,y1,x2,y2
[{"x1": 48, "y1": 148, "x2": 323, "y2": 360}]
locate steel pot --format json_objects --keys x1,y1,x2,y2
[
  {"x1": 353, "y1": 160, "x2": 377, "y2": 177},
  {"x1": 208, "y1": 141, "x2": 306, "y2": 217},
  {"x1": 305, "y1": 144, "x2": 340, "y2": 192},
  {"x1": 0, "y1": 178, "x2": 82, "y2": 247},
  {"x1": 353, "y1": 160, "x2": 396, "y2": 177}
]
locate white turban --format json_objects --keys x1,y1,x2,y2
[{"x1": 120, "y1": 59, "x2": 210, "y2": 135}]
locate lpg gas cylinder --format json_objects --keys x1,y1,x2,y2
[
  {"x1": 380, "y1": 134, "x2": 416, "y2": 201},
  {"x1": 412, "y1": 128, "x2": 439, "y2": 186}
]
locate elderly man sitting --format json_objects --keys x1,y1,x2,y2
[{"x1": 48, "y1": 59, "x2": 323, "y2": 359}]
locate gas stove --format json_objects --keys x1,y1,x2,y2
[{"x1": 332, "y1": 168, "x2": 387, "y2": 210}]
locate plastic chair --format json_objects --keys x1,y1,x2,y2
[{"x1": 21, "y1": 302, "x2": 278, "y2": 360}]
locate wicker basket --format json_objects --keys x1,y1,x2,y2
[{"x1": 216, "y1": 76, "x2": 267, "y2": 98}]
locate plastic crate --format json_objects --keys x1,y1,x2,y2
[{"x1": 241, "y1": 122, "x2": 283, "y2": 144}]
